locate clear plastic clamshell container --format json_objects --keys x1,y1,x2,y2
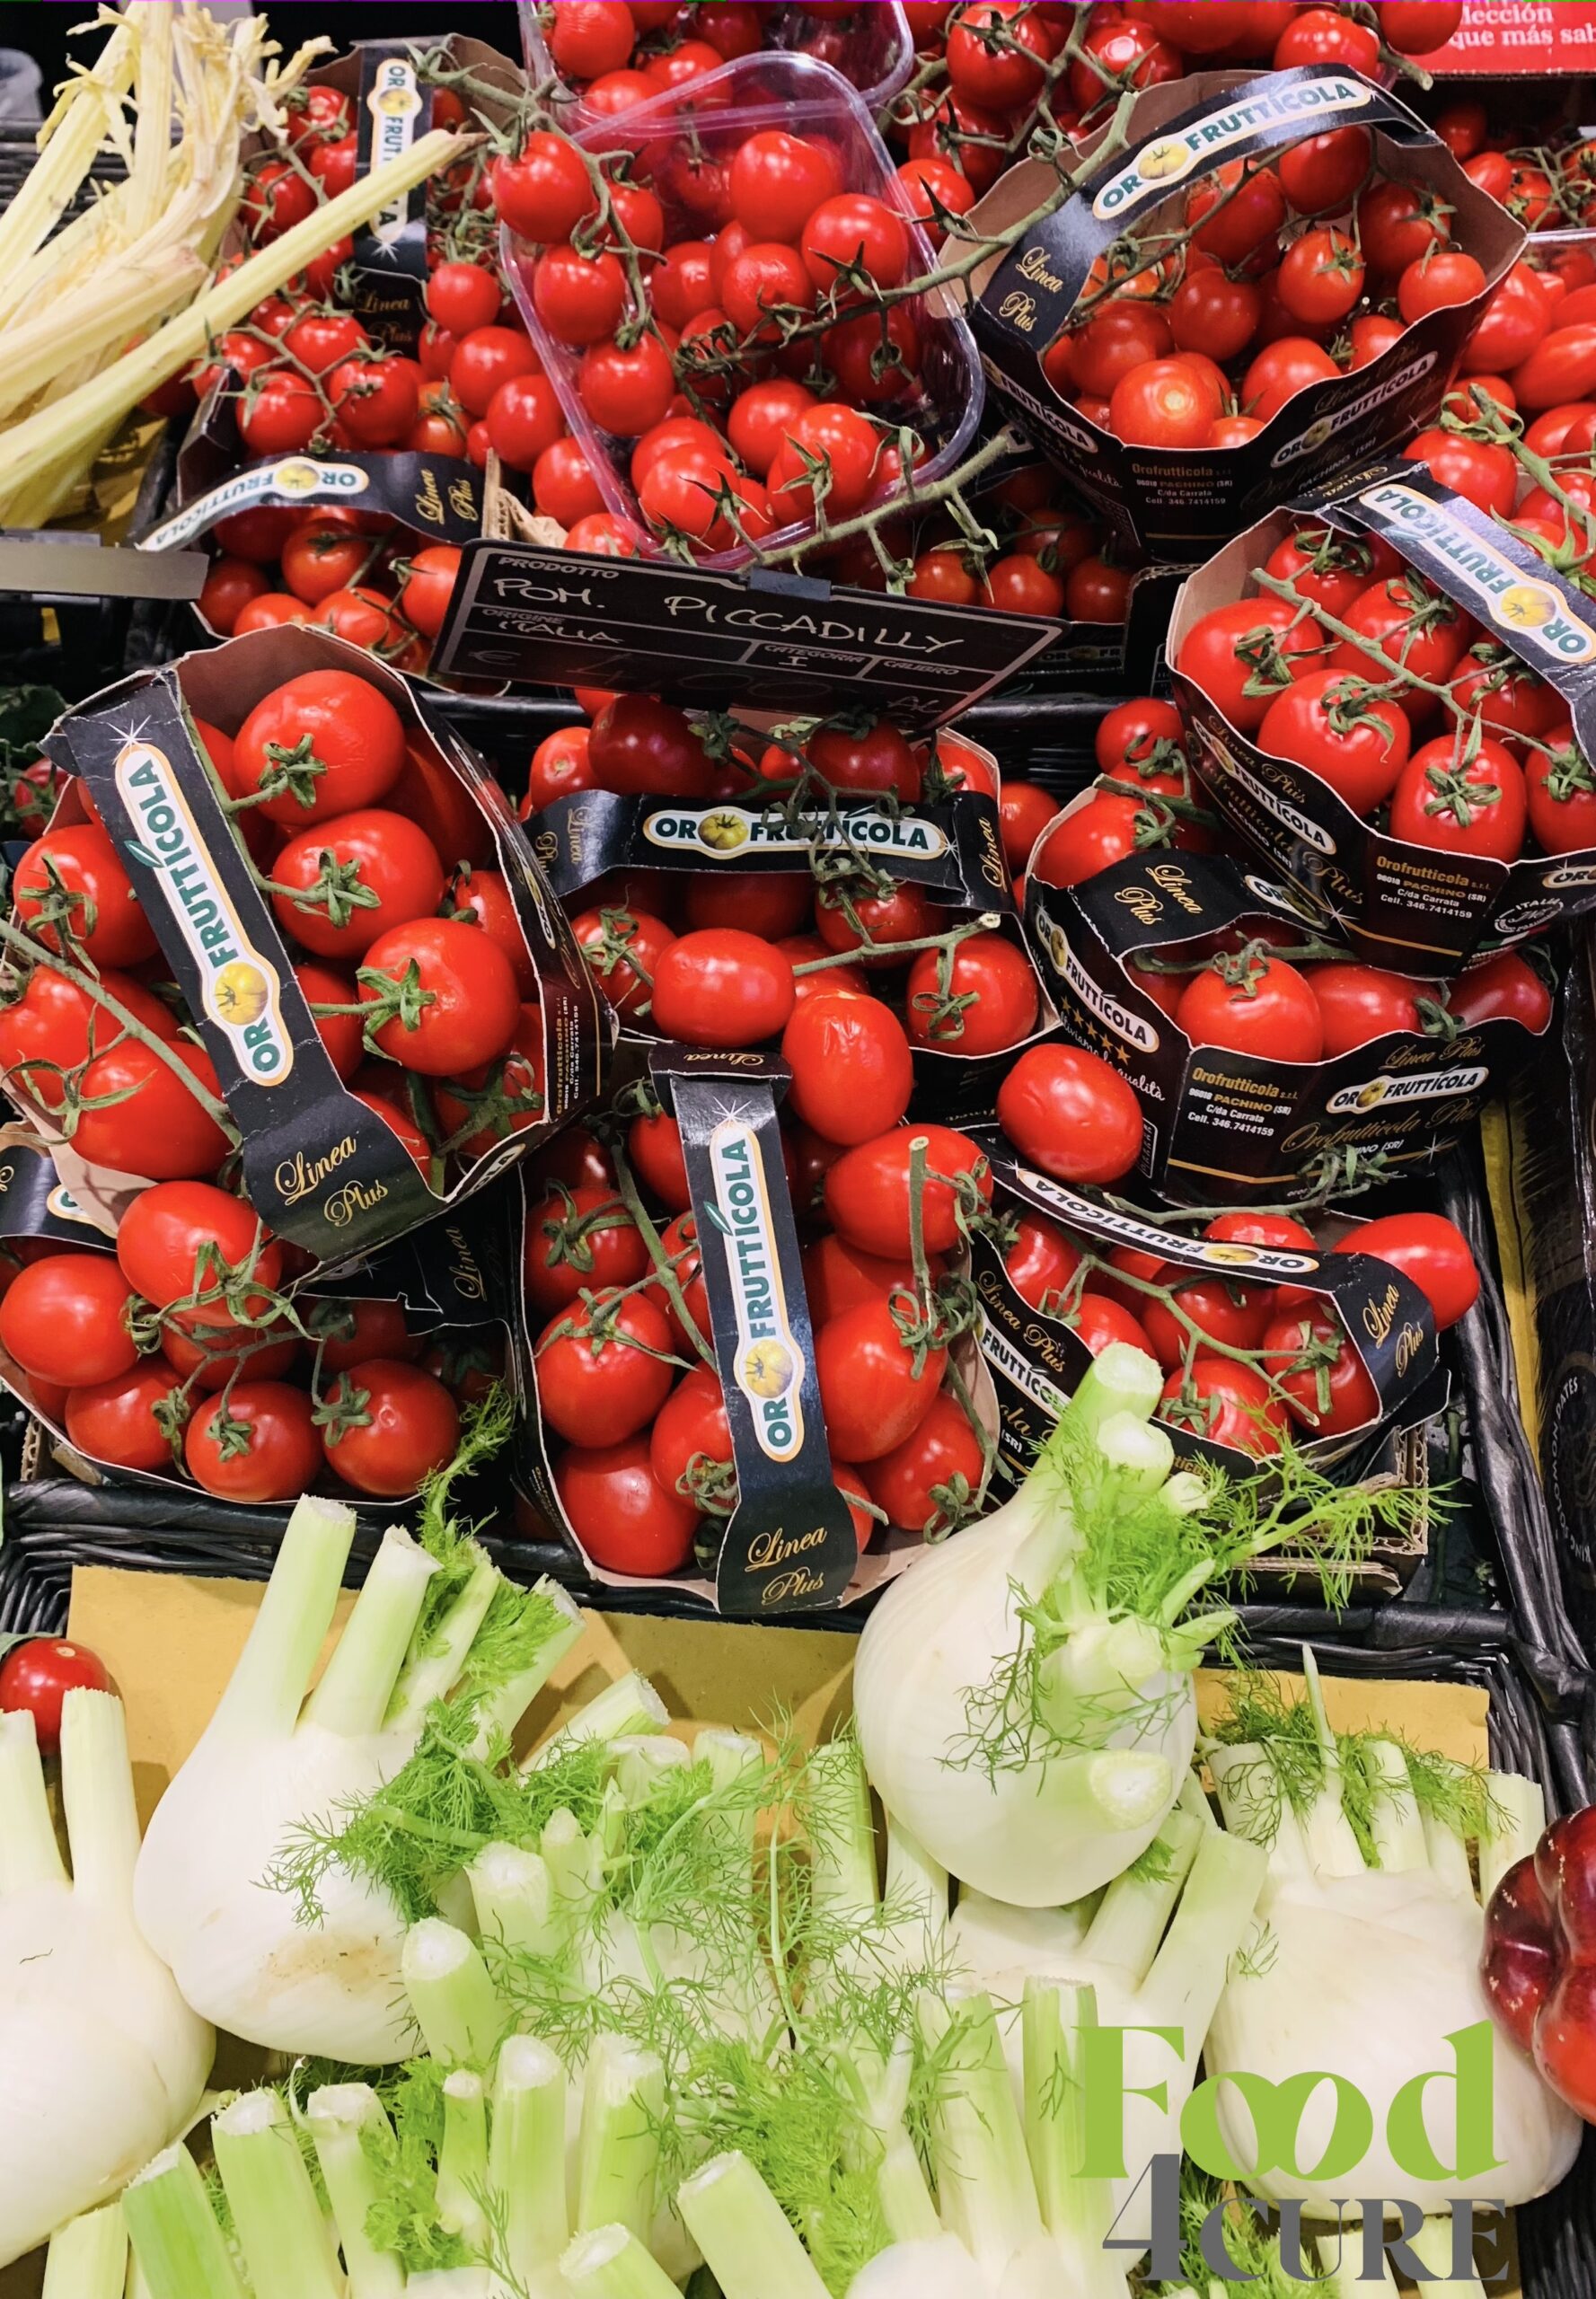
[
  {"x1": 517, "y1": 0, "x2": 913, "y2": 119},
  {"x1": 503, "y1": 49, "x2": 985, "y2": 573}
]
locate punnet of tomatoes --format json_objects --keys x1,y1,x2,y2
[
  {"x1": 1170, "y1": 426, "x2": 1596, "y2": 971},
  {"x1": 522, "y1": 0, "x2": 916, "y2": 117},
  {"x1": 9, "y1": 630, "x2": 602, "y2": 1266},
  {"x1": 965, "y1": 61, "x2": 1520, "y2": 554},
  {"x1": 520, "y1": 695, "x2": 1058, "y2": 1080},
  {"x1": 0, "y1": 1180, "x2": 511, "y2": 1508},
  {"x1": 1023, "y1": 844, "x2": 1553, "y2": 1206},
  {"x1": 498, "y1": 50, "x2": 987, "y2": 571},
  {"x1": 883, "y1": 3, "x2": 1466, "y2": 207},
  {"x1": 972, "y1": 1142, "x2": 1466, "y2": 1467}
]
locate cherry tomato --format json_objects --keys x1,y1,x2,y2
[
  {"x1": 1176, "y1": 597, "x2": 1327, "y2": 731},
  {"x1": 816, "y1": 1296, "x2": 946, "y2": 1463},
  {"x1": 536, "y1": 1290, "x2": 675, "y2": 1446},
  {"x1": 1262, "y1": 1306, "x2": 1378, "y2": 1436},
  {"x1": 1389, "y1": 735, "x2": 1528, "y2": 863},
  {"x1": 1445, "y1": 950, "x2": 1551, "y2": 1035},
  {"x1": 1003, "y1": 1211, "x2": 1082, "y2": 1314},
  {"x1": 1332, "y1": 1211, "x2": 1478, "y2": 1331},
  {"x1": 555, "y1": 1436, "x2": 699, "y2": 1575},
  {"x1": 320, "y1": 1360, "x2": 460, "y2": 1497},
  {"x1": 906, "y1": 932, "x2": 1038, "y2": 1054},
  {"x1": 1329, "y1": 576, "x2": 1470, "y2": 701},
  {"x1": 589, "y1": 696, "x2": 717, "y2": 800},
  {"x1": 1032, "y1": 792, "x2": 1156, "y2": 887},
  {"x1": 234, "y1": 670, "x2": 406, "y2": 828},
  {"x1": 824, "y1": 1122, "x2": 991, "y2": 1256},
  {"x1": 117, "y1": 1179, "x2": 280, "y2": 1323},
  {"x1": 0, "y1": 963, "x2": 178, "y2": 1113},
  {"x1": 1278, "y1": 126, "x2": 1372, "y2": 216},
  {"x1": 573, "y1": 905, "x2": 677, "y2": 1020},
  {"x1": 13, "y1": 825, "x2": 157, "y2": 968},
  {"x1": 360, "y1": 917, "x2": 522, "y2": 1074},
  {"x1": 1159, "y1": 1357, "x2": 1287, "y2": 1456},
  {"x1": 863, "y1": 1390, "x2": 984, "y2": 1536},
  {"x1": 1303, "y1": 962, "x2": 1424, "y2": 1055},
  {"x1": 649, "y1": 929, "x2": 796, "y2": 1047},
  {"x1": 1398, "y1": 250, "x2": 1486, "y2": 324},
  {"x1": 1177, "y1": 954, "x2": 1325, "y2": 1061},
  {"x1": 996, "y1": 1044, "x2": 1142, "y2": 1184},
  {"x1": 0, "y1": 1640, "x2": 113, "y2": 1752},
  {"x1": 649, "y1": 1364, "x2": 735, "y2": 1515},
  {"x1": 1257, "y1": 669, "x2": 1411, "y2": 812},
  {"x1": 729, "y1": 131, "x2": 842, "y2": 241},
  {"x1": 1278, "y1": 226, "x2": 1364, "y2": 327},
  {"x1": 64, "y1": 1362, "x2": 182, "y2": 1472},
  {"x1": 271, "y1": 809, "x2": 445, "y2": 963},
  {"x1": 1142, "y1": 1272, "x2": 1275, "y2": 1374},
  {"x1": 779, "y1": 991, "x2": 912, "y2": 1147},
  {"x1": 1000, "y1": 782, "x2": 1063, "y2": 874},
  {"x1": 1357, "y1": 178, "x2": 1451, "y2": 279},
  {"x1": 0, "y1": 1253, "x2": 138, "y2": 1387},
  {"x1": 185, "y1": 1381, "x2": 322, "y2": 1502},
  {"x1": 1069, "y1": 1291, "x2": 1157, "y2": 1359},
  {"x1": 70, "y1": 1039, "x2": 231, "y2": 1182}
]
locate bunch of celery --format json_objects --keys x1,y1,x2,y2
[{"x1": 0, "y1": 4, "x2": 468, "y2": 525}]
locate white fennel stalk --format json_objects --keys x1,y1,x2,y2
[{"x1": 41, "y1": 2200, "x2": 128, "y2": 2299}]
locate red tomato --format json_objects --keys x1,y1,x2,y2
[
  {"x1": 1303, "y1": 962, "x2": 1424, "y2": 1055},
  {"x1": 555, "y1": 1437, "x2": 699, "y2": 1576},
  {"x1": 305, "y1": 1299, "x2": 419, "y2": 1377},
  {"x1": 1278, "y1": 126, "x2": 1372, "y2": 215},
  {"x1": 1445, "y1": 950, "x2": 1551, "y2": 1035},
  {"x1": 0, "y1": 1640, "x2": 113, "y2": 1753},
  {"x1": 803, "y1": 1234, "x2": 943, "y2": 1327},
  {"x1": 1159, "y1": 1357, "x2": 1287, "y2": 1456},
  {"x1": 1262, "y1": 1306, "x2": 1378, "y2": 1436},
  {"x1": 271, "y1": 809, "x2": 445, "y2": 964},
  {"x1": 814, "y1": 878, "x2": 939, "y2": 965},
  {"x1": 1069, "y1": 1292, "x2": 1157, "y2": 1359},
  {"x1": 683, "y1": 873, "x2": 813, "y2": 940},
  {"x1": 64, "y1": 1363, "x2": 181, "y2": 1472},
  {"x1": 398, "y1": 545, "x2": 463, "y2": 639},
  {"x1": 1398, "y1": 250, "x2": 1486, "y2": 324},
  {"x1": 649, "y1": 1364, "x2": 734, "y2": 1514},
  {"x1": 649, "y1": 929, "x2": 796, "y2": 1047},
  {"x1": 1329, "y1": 576, "x2": 1470, "y2": 701},
  {"x1": 13, "y1": 826, "x2": 157, "y2": 968},
  {"x1": 1003, "y1": 1211, "x2": 1081, "y2": 1313},
  {"x1": 445, "y1": 866, "x2": 536, "y2": 997},
  {"x1": 117, "y1": 1179, "x2": 280, "y2": 1322},
  {"x1": 185, "y1": 1381, "x2": 322, "y2": 1502},
  {"x1": 824, "y1": 1123, "x2": 992, "y2": 1255},
  {"x1": 1243, "y1": 336, "x2": 1340, "y2": 423},
  {"x1": 525, "y1": 1183, "x2": 648, "y2": 1315},
  {"x1": 1389, "y1": 736, "x2": 1528, "y2": 863},
  {"x1": 162, "y1": 1321, "x2": 297, "y2": 1394},
  {"x1": 1257, "y1": 669, "x2": 1411, "y2": 812},
  {"x1": 0, "y1": 1253, "x2": 138, "y2": 1387},
  {"x1": 1032, "y1": 792, "x2": 1154, "y2": 887},
  {"x1": 359, "y1": 917, "x2": 522, "y2": 1075},
  {"x1": 782, "y1": 991, "x2": 913, "y2": 1144},
  {"x1": 320, "y1": 1360, "x2": 460, "y2": 1497},
  {"x1": 533, "y1": 244, "x2": 627, "y2": 348},
  {"x1": 1142, "y1": 1272, "x2": 1276, "y2": 1375},
  {"x1": 1357, "y1": 178, "x2": 1451, "y2": 278},
  {"x1": 234, "y1": 669, "x2": 406, "y2": 827},
  {"x1": 1000, "y1": 782, "x2": 1063, "y2": 875},
  {"x1": 1203, "y1": 1210, "x2": 1318, "y2": 1308},
  {"x1": 1527, "y1": 728, "x2": 1596, "y2": 855},
  {"x1": 199, "y1": 555, "x2": 270, "y2": 635},
  {"x1": 863, "y1": 1391, "x2": 984, "y2": 1536},
  {"x1": 0, "y1": 964, "x2": 179, "y2": 1114},
  {"x1": 807, "y1": 718, "x2": 921, "y2": 800},
  {"x1": 589, "y1": 696, "x2": 717, "y2": 800},
  {"x1": 536, "y1": 1290, "x2": 675, "y2": 1447},
  {"x1": 905, "y1": 933, "x2": 1039, "y2": 1054},
  {"x1": 1176, "y1": 598, "x2": 1327, "y2": 731},
  {"x1": 996, "y1": 1044, "x2": 1143, "y2": 1185},
  {"x1": 70, "y1": 1039, "x2": 231, "y2": 1182},
  {"x1": 525, "y1": 725, "x2": 594, "y2": 814},
  {"x1": 1277, "y1": 225, "x2": 1364, "y2": 327},
  {"x1": 729, "y1": 131, "x2": 842, "y2": 241},
  {"x1": 1332, "y1": 1211, "x2": 1478, "y2": 1331},
  {"x1": 816, "y1": 1297, "x2": 946, "y2": 1463},
  {"x1": 1380, "y1": 1, "x2": 1462, "y2": 51},
  {"x1": 573, "y1": 906, "x2": 676, "y2": 1021},
  {"x1": 1177, "y1": 954, "x2": 1325, "y2": 1062}
]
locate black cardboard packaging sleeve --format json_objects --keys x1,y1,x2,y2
[
  {"x1": 1171, "y1": 467, "x2": 1596, "y2": 972},
  {"x1": 966, "y1": 67, "x2": 1524, "y2": 558},
  {"x1": 40, "y1": 627, "x2": 607, "y2": 1268},
  {"x1": 1026, "y1": 849, "x2": 1548, "y2": 1202},
  {"x1": 969, "y1": 1129, "x2": 1442, "y2": 1480}
]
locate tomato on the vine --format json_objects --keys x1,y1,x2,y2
[
  {"x1": 555, "y1": 1436, "x2": 699, "y2": 1575},
  {"x1": 1176, "y1": 598, "x2": 1326, "y2": 731},
  {"x1": 1159, "y1": 1357, "x2": 1287, "y2": 1457},
  {"x1": 320, "y1": 1360, "x2": 461, "y2": 1497},
  {"x1": 816, "y1": 1296, "x2": 946, "y2": 1463},
  {"x1": 1389, "y1": 736, "x2": 1528, "y2": 862},
  {"x1": 13, "y1": 826, "x2": 157, "y2": 968},
  {"x1": 1262, "y1": 1307, "x2": 1378, "y2": 1437},
  {"x1": 360, "y1": 917, "x2": 522, "y2": 1075},
  {"x1": 649, "y1": 929, "x2": 796, "y2": 1048},
  {"x1": 905, "y1": 932, "x2": 1039, "y2": 1055},
  {"x1": 1333, "y1": 1211, "x2": 1479, "y2": 1331},
  {"x1": 824, "y1": 1122, "x2": 991, "y2": 1256},
  {"x1": 0, "y1": 1253, "x2": 138, "y2": 1387},
  {"x1": 536, "y1": 1290, "x2": 675, "y2": 1447},
  {"x1": 185, "y1": 1381, "x2": 322, "y2": 1502},
  {"x1": 1177, "y1": 953, "x2": 1325, "y2": 1062},
  {"x1": 1303, "y1": 962, "x2": 1424, "y2": 1055}
]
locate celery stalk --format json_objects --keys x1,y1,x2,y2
[
  {"x1": 211, "y1": 2090, "x2": 343, "y2": 2299},
  {"x1": 124, "y1": 2145, "x2": 247, "y2": 2299}
]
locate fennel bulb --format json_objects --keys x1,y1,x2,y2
[
  {"x1": 133, "y1": 1489, "x2": 582, "y2": 2060},
  {"x1": 855, "y1": 1346, "x2": 1422, "y2": 1908},
  {"x1": 0, "y1": 1688, "x2": 213, "y2": 2268},
  {"x1": 1204, "y1": 1656, "x2": 1581, "y2": 2236}
]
